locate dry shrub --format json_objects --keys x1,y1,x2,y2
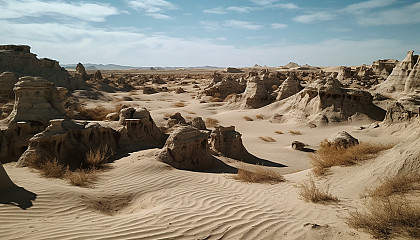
[
  {"x1": 310, "y1": 141, "x2": 394, "y2": 175},
  {"x1": 209, "y1": 97, "x2": 224, "y2": 102},
  {"x1": 348, "y1": 196, "x2": 420, "y2": 239},
  {"x1": 289, "y1": 130, "x2": 302, "y2": 135},
  {"x1": 297, "y1": 178, "x2": 338, "y2": 203},
  {"x1": 243, "y1": 116, "x2": 253, "y2": 121},
  {"x1": 38, "y1": 158, "x2": 67, "y2": 179},
  {"x1": 259, "y1": 136, "x2": 276, "y2": 142},
  {"x1": 85, "y1": 144, "x2": 115, "y2": 168},
  {"x1": 65, "y1": 169, "x2": 98, "y2": 187},
  {"x1": 233, "y1": 167, "x2": 285, "y2": 184},
  {"x1": 255, "y1": 114, "x2": 265, "y2": 119},
  {"x1": 368, "y1": 175, "x2": 420, "y2": 198},
  {"x1": 173, "y1": 102, "x2": 185, "y2": 107},
  {"x1": 205, "y1": 118, "x2": 219, "y2": 127},
  {"x1": 274, "y1": 131, "x2": 284, "y2": 134}
]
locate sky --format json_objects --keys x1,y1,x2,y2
[{"x1": 1, "y1": 0, "x2": 420, "y2": 67}]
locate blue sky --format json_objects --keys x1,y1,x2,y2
[{"x1": 1, "y1": 0, "x2": 420, "y2": 67}]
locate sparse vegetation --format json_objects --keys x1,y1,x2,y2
[
  {"x1": 259, "y1": 136, "x2": 276, "y2": 142},
  {"x1": 85, "y1": 144, "x2": 115, "y2": 168},
  {"x1": 348, "y1": 196, "x2": 420, "y2": 239},
  {"x1": 243, "y1": 116, "x2": 253, "y2": 121},
  {"x1": 233, "y1": 166, "x2": 285, "y2": 184},
  {"x1": 274, "y1": 131, "x2": 284, "y2": 134},
  {"x1": 209, "y1": 97, "x2": 223, "y2": 102},
  {"x1": 205, "y1": 118, "x2": 219, "y2": 127},
  {"x1": 37, "y1": 158, "x2": 67, "y2": 179},
  {"x1": 310, "y1": 140, "x2": 394, "y2": 175},
  {"x1": 288, "y1": 130, "x2": 302, "y2": 135},
  {"x1": 65, "y1": 169, "x2": 98, "y2": 187},
  {"x1": 173, "y1": 102, "x2": 185, "y2": 107},
  {"x1": 297, "y1": 178, "x2": 338, "y2": 203},
  {"x1": 76, "y1": 104, "x2": 125, "y2": 121},
  {"x1": 367, "y1": 175, "x2": 420, "y2": 198},
  {"x1": 255, "y1": 114, "x2": 265, "y2": 119}
]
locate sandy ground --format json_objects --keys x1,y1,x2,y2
[{"x1": 0, "y1": 72, "x2": 409, "y2": 240}]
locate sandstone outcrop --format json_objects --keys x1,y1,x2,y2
[
  {"x1": 225, "y1": 67, "x2": 242, "y2": 73},
  {"x1": 210, "y1": 126, "x2": 250, "y2": 161},
  {"x1": 188, "y1": 117, "x2": 206, "y2": 130},
  {"x1": 167, "y1": 112, "x2": 187, "y2": 128},
  {"x1": 275, "y1": 74, "x2": 302, "y2": 101},
  {"x1": 404, "y1": 55, "x2": 420, "y2": 93},
  {"x1": 75, "y1": 63, "x2": 89, "y2": 81},
  {"x1": 202, "y1": 76, "x2": 245, "y2": 100},
  {"x1": 0, "y1": 45, "x2": 86, "y2": 90},
  {"x1": 372, "y1": 59, "x2": 398, "y2": 79},
  {"x1": 157, "y1": 125, "x2": 214, "y2": 171},
  {"x1": 0, "y1": 72, "x2": 17, "y2": 103},
  {"x1": 383, "y1": 102, "x2": 418, "y2": 124},
  {"x1": 337, "y1": 66, "x2": 352, "y2": 81},
  {"x1": 0, "y1": 163, "x2": 16, "y2": 191},
  {"x1": 326, "y1": 131, "x2": 359, "y2": 148}
]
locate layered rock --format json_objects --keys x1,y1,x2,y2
[
  {"x1": 227, "y1": 72, "x2": 271, "y2": 108},
  {"x1": 372, "y1": 59, "x2": 398, "y2": 79},
  {"x1": 0, "y1": 45, "x2": 86, "y2": 90},
  {"x1": 337, "y1": 66, "x2": 352, "y2": 81},
  {"x1": 383, "y1": 102, "x2": 417, "y2": 124},
  {"x1": 275, "y1": 74, "x2": 303, "y2": 101},
  {"x1": 75, "y1": 63, "x2": 89, "y2": 81},
  {"x1": 188, "y1": 117, "x2": 206, "y2": 130},
  {"x1": 202, "y1": 76, "x2": 245, "y2": 99},
  {"x1": 404, "y1": 55, "x2": 420, "y2": 93},
  {"x1": 157, "y1": 125, "x2": 214, "y2": 171}
]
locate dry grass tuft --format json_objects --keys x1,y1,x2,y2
[
  {"x1": 255, "y1": 114, "x2": 265, "y2": 119},
  {"x1": 289, "y1": 130, "x2": 302, "y2": 135},
  {"x1": 85, "y1": 144, "x2": 115, "y2": 168},
  {"x1": 65, "y1": 169, "x2": 98, "y2": 187},
  {"x1": 233, "y1": 166, "x2": 285, "y2": 184},
  {"x1": 205, "y1": 118, "x2": 219, "y2": 128},
  {"x1": 274, "y1": 131, "x2": 284, "y2": 134},
  {"x1": 173, "y1": 102, "x2": 185, "y2": 107},
  {"x1": 297, "y1": 178, "x2": 338, "y2": 203},
  {"x1": 259, "y1": 136, "x2": 276, "y2": 142},
  {"x1": 347, "y1": 196, "x2": 420, "y2": 239},
  {"x1": 310, "y1": 141, "x2": 394, "y2": 175},
  {"x1": 243, "y1": 116, "x2": 253, "y2": 121},
  {"x1": 368, "y1": 175, "x2": 420, "y2": 198},
  {"x1": 38, "y1": 158, "x2": 67, "y2": 179},
  {"x1": 209, "y1": 97, "x2": 224, "y2": 102}
]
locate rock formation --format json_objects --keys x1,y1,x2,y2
[
  {"x1": 224, "y1": 67, "x2": 242, "y2": 73},
  {"x1": 0, "y1": 72, "x2": 18, "y2": 103},
  {"x1": 93, "y1": 70, "x2": 103, "y2": 80},
  {"x1": 376, "y1": 51, "x2": 419, "y2": 94},
  {"x1": 0, "y1": 162, "x2": 15, "y2": 191},
  {"x1": 202, "y1": 76, "x2": 245, "y2": 100},
  {"x1": 75, "y1": 63, "x2": 89, "y2": 81},
  {"x1": 404, "y1": 55, "x2": 420, "y2": 93},
  {"x1": 372, "y1": 59, "x2": 398, "y2": 79},
  {"x1": 275, "y1": 74, "x2": 303, "y2": 101},
  {"x1": 167, "y1": 112, "x2": 187, "y2": 128},
  {"x1": 273, "y1": 77, "x2": 386, "y2": 123},
  {"x1": 157, "y1": 125, "x2": 214, "y2": 171},
  {"x1": 383, "y1": 102, "x2": 417, "y2": 124},
  {"x1": 188, "y1": 117, "x2": 206, "y2": 130},
  {"x1": 337, "y1": 66, "x2": 352, "y2": 81},
  {"x1": 0, "y1": 45, "x2": 86, "y2": 90},
  {"x1": 210, "y1": 126, "x2": 250, "y2": 161},
  {"x1": 325, "y1": 131, "x2": 359, "y2": 148}
]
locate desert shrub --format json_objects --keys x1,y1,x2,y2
[
  {"x1": 85, "y1": 144, "x2": 115, "y2": 168},
  {"x1": 274, "y1": 131, "x2": 283, "y2": 134},
  {"x1": 368, "y1": 175, "x2": 420, "y2": 198},
  {"x1": 38, "y1": 158, "x2": 67, "y2": 179},
  {"x1": 288, "y1": 130, "x2": 302, "y2": 135},
  {"x1": 297, "y1": 178, "x2": 338, "y2": 203},
  {"x1": 259, "y1": 136, "x2": 276, "y2": 142},
  {"x1": 255, "y1": 114, "x2": 265, "y2": 119},
  {"x1": 209, "y1": 97, "x2": 224, "y2": 102},
  {"x1": 243, "y1": 116, "x2": 253, "y2": 121},
  {"x1": 310, "y1": 141, "x2": 394, "y2": 175},
  {"x1": 233, "y1": 166, "x2": 285, "y2": 184},
  {"x1": 173, "y1": 102, "x2": 185, "y2": 107},
  {"x1": 65, "y1": 169, "x2": 98, "y2": 187},
  {"x1": 348, "y1": 196, "x2": 420, "y2": 239},
  {"x1": 205, "y1": 118, "x2": 219, "y2": 127}
]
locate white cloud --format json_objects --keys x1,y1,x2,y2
[
  {"x1": 344, "y1": 0, "x2": 397, "y2": 14},
  {"x1": 225, "y1": 20, "x2": 263, "y2": 30},
  {"x1": 293, "y1": 12, "x2": 334, "y2": 24},
  {"x1": 351, "y1": 2, "x2": 420, "y2": 26},
  {"x1": 250, "y1": 0, "x2": 298, "y2": 9},
  {"x1": 0, "y1": 19, "x2": 418, "y2": 67},
  {"x1": 271, "y1": 23, "x2": 287, "y2": 29},
  {"x1": 0, "y1": 0, "x2": 118, "y2": 22},
  {"x1": 273, "y1": 3, "x2": 298, "y2": 10},
  {"x1": 203, "y1": 7, "x2": 226, "y2": 14},
  {"x1": 127, "y1": 0, "x2": 176, "y2": 19},
  {"x1": 226, "y1": 6, "x2": 254, "y2": 13},
  {"x1": 250, "y1": 0, "x2": 277, "y2": 6},
  {"x1": 199, "y1": 21, "x2": 220, "y2": 31}
]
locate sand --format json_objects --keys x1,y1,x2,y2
[{"x1": 0, "y1": 69, "x2": 413, "y2": 240}]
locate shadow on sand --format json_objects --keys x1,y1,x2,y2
[{"x1": 0, "y1": 186, "x2": 37, "y2": 210}]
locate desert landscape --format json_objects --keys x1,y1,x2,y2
[{"x1": 0, "y1": 43, "x2": 419, "y2": 240}]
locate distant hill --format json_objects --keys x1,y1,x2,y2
[{"x1": 62, "y1": 63, "x2": 223, "y2": 70}]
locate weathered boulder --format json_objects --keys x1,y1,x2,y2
[
  {"x1": 337, "y1": 66, "x2": 352, "y2": 81},
  {"x1": 227, "y1": 72, "x2": 270, "y2": 109},
  {"x1": 383, "y1": 102, "x2": 417, "y2": 124},
  {"x1": 202, "y1": 76, "x2": 245, "y2": 99},
  {"x1": 93, "y1": 70, "x2": 103, "y2": 80},
  {"x1": 157, "y1": 125, "x2": 214, "y2": 171},
  {"x1": 189, "y1": 117, "x2": 206, "y2": 130},
  {"x1": 326, "y1": 131, "x2": 359, "y2": 148},
  {"x1": 225, "y1": 67, "x2": 242, "y2": 73},
  {"x1": 372, "y1": 59, "x2": 398, "y2": 79},
  {"x1": 75, "y1": 62, "x2": 89, "y2": 81},
  {"x1": 210, "y1": 126, "x2": 249, "y2": 160},
  {"x1": 276, "y1": 74, "x2": 303, "y2": 101},
  {"x1": 143, "y1": 86, "x2": 157, "y2": 94},
  {"x1": 167, "y1": 112, "x2": 187, "y2": 128},
  {"x1": 0, "y1": 72, "x2": 18, "y2": 103}
]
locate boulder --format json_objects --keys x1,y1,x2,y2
[
  {"x1": 224, "y1": 67, "x2": 242, "y2": 73},
  {"x1": 326, "y1": 131, "x2": 359, "y2": 148},
  {"x1": 210, "y1": 126, "x2": 249, "y2": 161},
  {"x1": 276, "y1": 74, "x2": 303, "y2": 101},
  {"x1": 143, "y1": 86, "x2": 157, "y2": 94},
  {"x1": 167, "y1": 112, "x2": 187, "y2": 128},
  {"x1": 189, "y1": 117, "x2": 206, "y2": 130},
  {"x1": 157, "y1": 125, "x2": 214, "y2": 171}
]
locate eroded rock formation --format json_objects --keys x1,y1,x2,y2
[
  {"x1": 326, "y1": 131, "x2": 359, "y2": 148},
  {"x1": 157, "y1": 125, "x2": 214, "y2": 171},
  {"x1": 0, "y1": 72, "x2": 17, "y2": 103},
  {"x1": 202, "y1": 76, "x2": 245, "y2": 100},
  {"x1": 210, "y1": 126, "x2": 249, "y2": 160},
  {"x1": 275, "y1": 74, "x2": 302, "y2": 101},
  {"x1": 0, "y1": 163, "x2": 15, "y2": 191}
]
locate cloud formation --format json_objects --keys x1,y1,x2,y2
[{"x1": 127, "y1": 0, "x2": 176, "y2": 19}]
